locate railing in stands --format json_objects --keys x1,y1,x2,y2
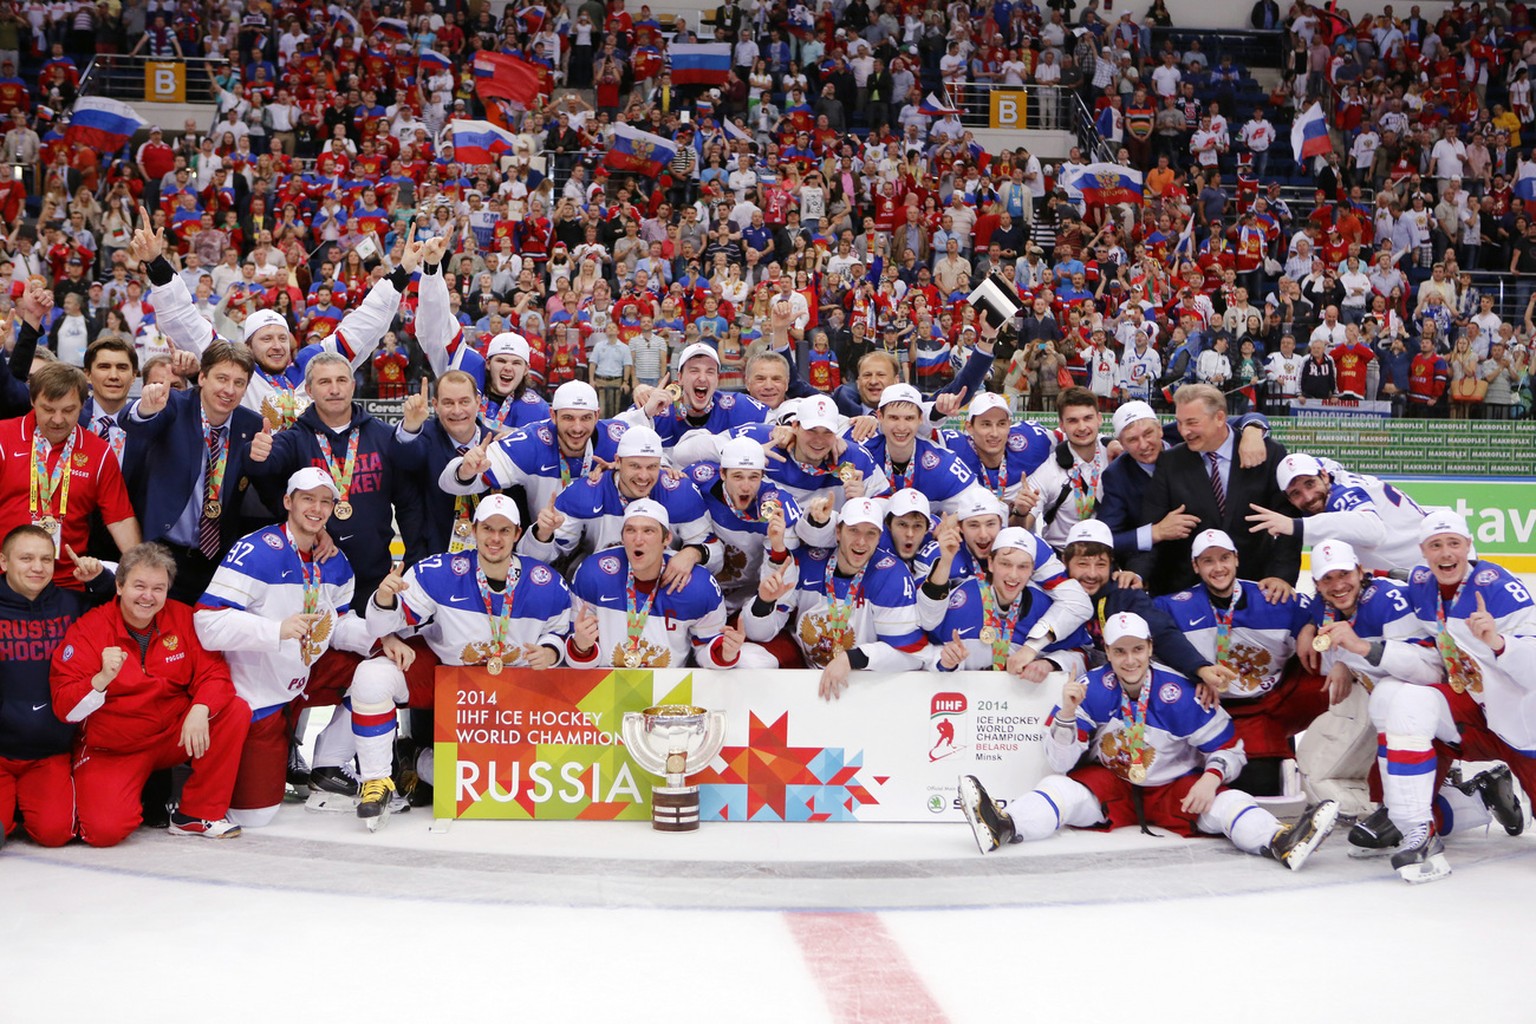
[
  {"x1": 77, "y1": 54, "x2": 223, "y2": 104},
  {"x1": 947, "y1": 83, "x2": 1083, "y2": 136}
]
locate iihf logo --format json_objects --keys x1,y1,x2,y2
[{"x1": 928, "y1": 691, "x2": 969, "y2": 763}]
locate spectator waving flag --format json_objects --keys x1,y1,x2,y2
[
  {"x1": 919, "y1": 92, "x2": 961, "y2": 116},
  {"x1": 516, "y1": 5, "x2": 548, "y2": 35},
  {"x1": 1515, "y1": 160, "x2": 1536, "y2": 201},
  {"x1": 448, "y1": 119, "x2": 520, "y2": 166},
  {"x1": 66, "y1": 97, "x2": 146, "y2": 153},
  {"x1": 668, "y1": 43, "x2": 732, "y2": 86},
  {"x1": 723, "y1": 118, "x2": 752, "y2": 142},
  {"x1": 604, "y1": 122, "x2": 678, "y2": 178},
  {"x1": 376, "y1": 17, "x2": 410, "y2": 42},
  {"x1": 327, "y1": 4, "x2": 361, "y2": 36},
  {"x1": 474, "y1": 50, "x2": 543, "y2": 108},
  {"x1": 1067, "y1": 162, "x2": 1143, "y2": 205},
  {"x1": 788, "y1": 3, "x2": 816, "y2": 40},
  {"x1": 420, "y1": 49, "x2": 452, "y2": 73},
  {"x1": 1290, "y1": 102, "x2": 1332, "y2": 164}
]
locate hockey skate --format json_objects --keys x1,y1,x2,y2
[
  {"x1": 286, "y1": 744, "x2": 312, "y2": 791},
  {"x1": 1346, "y1": 806, "x2": 1403, "y2": 858},
  {"x1": 357, "y1": 778, "x2": 396, "y2": 832},
  {"x1": 394, "y1": 738, "x2": 434, "y2": 810},
  {"x1": 958, "y1": 774, "x2": 1015, "y2": 853},
  {"x1": 1451, "y1": 764, "x2": 1526, "y2": 837},
  {"x1": 1391, "y1": 824, "x2": 1451, "y2": 884},
  {"x1": 168, "y1": 815, "x2": 242, "y2": 839},
  {"x1": 1266, "y1": 800, "x2": 1339, "y2": 871},
  {"x1": 305, "y1": 762, "x2": 361, "y2": 813}
]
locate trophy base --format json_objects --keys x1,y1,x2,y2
[{"x1": 650, "y1": 785, "x2": 701, "y2": 832}]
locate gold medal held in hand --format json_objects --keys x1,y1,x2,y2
[
  {"x1": 665, "y1": 383, "x2": 684, "y2": 406},
  {"x1": 334, "y1": 500, "x2": 354, "y2": 520},
  {"x1": 760, "y1": 497, "x2": 782, "y2": 520},
  {"x1": 838, "y1": 463, "x2": 858, "y2": 483},
  {"x1": 1312, "y1": 634, "x2": 1332, "y2": 652}
]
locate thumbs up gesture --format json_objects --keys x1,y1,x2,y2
[
  {"x1": 1468, "y1": 591, "x2": 1504, "y2": 651},
  {"x1": 374, "y1": 562, "x2": 409, "y2": 610},
  {"x1": 249, "y1": 421, "x2": 274, "y2": 462},
  {"x1": 402, "y1": 376, "x2": 431, "y2": 433},
  {"x1": 572, "y1": 602, "x2": 601, "y2": 654},
  {"x1": 534, "y1": 492, "x2": 565, "y2": 543},
  {"x1": 939, "y1": 628, "x2": 969, "y2": 669}
]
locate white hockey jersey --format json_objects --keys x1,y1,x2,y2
[
  {"x1": 1309, "y1": 577, "x2": 1441, "y2": 687},
  {"x1": 1299, "y1": 464, "x2": 1429, "y2": 572},
  {"x1": 567, "y1": 548, "x2": 736, "y2": 669},
  {"x1": 923, "y1": 578, "x2": 1094, "y2": 675},
  {"x1": 686, "y1": 461, "x2": 824, "y2": 610},
  {"x1": 520, "y1": 470, "x2": 717, "y2": 566},
  {"x1": 1155, "y1": 581, "x2": 1314, "y2": 700}
]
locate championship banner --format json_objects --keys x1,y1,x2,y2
[{"x1": 434, "y1": 667, "x2": 1058, "y2": 823}]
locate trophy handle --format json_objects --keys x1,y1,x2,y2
[
  {"x1": 682, "y1": 710, "x2": 727, "y2": 775},
  {"x1": 620, "y1": 712, "x2": 670, "y2": 776}
]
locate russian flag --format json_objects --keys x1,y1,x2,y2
[
  {"x1": 723, "y1": 118, "x2": 751, "y2": 141},
  {"x1": 516, "y1": 5, "x2": 547, "y2": 35},
  {"x1": 327, "y1": 4, "x2": 361, "y2": 36},
  {"x1": 376, "y1": 17, "x2": 410, "y2": 41},
  {"x1": 918, "y1": 91, "x2": 960, "y2": 116},
  {"x1": 1290, "y1": 102, "x2": 1332, "y2": 164},
  {"x1": 788, "y1": 3, "x2": 816, "y2": 39},
  {"x1": 420, "y1": 49, "x2": 452, "y2": 72},
  {"x1": 1067, "y1": 162, "x2": 1143, "y2": 205},
  {"x1": 604, "y1": 122, "x2": 678, "y2": 178},
  {"x1": 1515, "y1": 161, "x2": 1536, "y2": 201},
  {"x1": 668, "y1": 42, "x2": 731, "y2": 86},
  {"x1": 448, "y1": 119, "x2": 519, "y2": 166},
  {"x1": 65, "y1": 96, "x2": 146, "y2": 153},
  {"x1": 474, "y1": 50, "x2": 543, "y2": 107}
]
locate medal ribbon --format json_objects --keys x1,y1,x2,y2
[
  {"x1": 883, "y1": 445, "x2": 913, "y2": 492},
  {"x1": 1119, "y1": 678, "x2": 1152, "y2": 774},
  {"x1": 1435, "y1": 575, "x2": 1471, "y2": 679},
  {"x1": 481, "y1": 394, "x2": 512, "y2": 431},
  {"x1": 625, "y1": 570, "x2": 657, "y2": 651},
  {"x1": 29, "y1": 426, "x2": 75, "y2": 531},
  {"x1": 284, "y1": 525, "x2": 320, "y2": 615},
  {"x1": 1070, "y1": 458, "x2": 1100, "y2": 520},
  {"x1": 824, "y1": 562, "x2": 866, "y2": 646},
  {"x1": 259, "y1": 368, "x2": 300, "y2": 427},
  {"x1": 1212, "y1": 582, "x2": 1241, "y2": 664},
  {"x1": 316, "y1": 428, "x2": 361, "y2": 501},
  {"x1": 202, "y1": 408, "x2": 229, "y2": 504},
  {"x1": 984, "y1": 457, "x2": 1008, "y2": 502},
  {"x1": 979, "y1": 583, "x2": 1022, "y2": 670},
  {"x1": 476, "y1": 565, "x2": 515, "y2": 661},
  {"x1": 557, "y1": 438, "x2": 594, "y2": 490}
]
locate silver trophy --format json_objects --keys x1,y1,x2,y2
[{"x1": 621, "y1": 705, "x2": 727, "y2": 832}]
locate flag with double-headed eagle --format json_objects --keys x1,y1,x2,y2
[
  {"x1": 604, "y1": 122, "x2": 678, "y2": 178},
  {"x1": 1067, "y1": 162, "x2": 1144, "y2": 205}
]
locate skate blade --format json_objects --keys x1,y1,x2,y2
[
  {"x1": 1397, "y1": 853, "x2": 1452, "y2": 885},
  {"x1": 305, "y1": 790, "x2": 357, "y2": 814},
  {"x1": 1283, "y1": 802, "x2": 1340, "y2": 871},
  {"x1": 363, "y1": 811, "x2": 390, "y2": 833},
  {"x1": 1346, "y1": 843, "x2": 1399, "y2": 859},
  {"x1": 957, "y1": 776, "x2": 998, "y2": 855}
]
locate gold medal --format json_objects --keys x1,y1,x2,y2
[
  {"x1": 760, "y1": 498, "x2": 782, "y2": 520},
  {"x1": 979, "y1": 626, "x2": 997, "y2": 643},
  {"x1": 665, "y1": 383, "x2": 684, "y2": 406},
  {"x1": 1128, "y1": 763, "x2": 1147, "y2": 783},
  {"x1": 1449, "y1": 677, "x2": 1466, "y2": 695},
  {"x1": 37, "y1": 516, "x2": 58, "y2": 535},
  {"x1": 486, "y1": 656, "x2": 503, "y2": 676},
  {"x1": 838, "y1": 463, "x2": 858, "y2": 483},
  {"x1": 203, "y1": 499, "x2": 222, "y2": 520},
  {"x1": 624, "y1": 648, "x2": 642, "y2": 668},
  {"x1": 452, "y1": 519, "x2": 472, "y2": 538},
  {"x1": 334, "y1": 500, "x2": 353, "y2": 520},
  {"x1": 1312, "y1": 634, "x2": 1332, "y2": 653}
]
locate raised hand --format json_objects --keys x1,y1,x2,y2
[
  {"x1": 533, "y1": 493, "x2": 565, "y2": 543},
  {"x1": 16, "y1": 278, "x2": 52, "y2": 328},
  {"x1": 459, "y1": 435, "x2": 493, "y2": 480},
  {"x1": 398, "y1": 238, "x2": 427, "y2": 275},
  {"x1": 806, "y1": 494, "x2": 833, "y2": 526},
  {"x1": 759, "y1": 565, "x2": 795, "y2": 603},
  {"x1": 1059, "y1": 677, "x2": 1087, "y2": 714},
  {"x1": 938, "y1": 628, "x2": 969, "y2": 669},
  {"x1": 765, "y1": 506, "x2": 786, "y2": 552},
  {"x1": 422, "y1": 234, "x2": 451, "y2": 266},
  {"x1": 249, "y1": 422, "x2": 274, "y2": 462},
  {"x1": 933, "y1": 388, "x2": 966, "y2": 418},
  {"x1": 841, "y1": 465, "x2": 866, "y2": 501},
  {"x1": 1467, "y1": 591, "x2": 1503, "y2": 650},
  {"x1": 170, "y1": 348, "x2": 201, "y2": 379},
  {"x1": 402, "y1": 377, "x2": 430, "y2": 432},
  {"x1": 137, "y1": 381, "x2": 170, "y2": 417},
  {"x1": 374, "y1": 562, "x2": 409, "y2": 609},
  {"x1": 97, "y1": 645, "x2": 128, "y2": 687},
  {"x1": 65, "y1": 544, "x2": 103, "y2": 583},
  {"x1": 280, "y1": 612, "x2": 326, "y2": 640},
  {"x1": 933, "y1": 512, "x2": 961, "y2": 558},
  {"x1": 572, "y1": 603, "x2": 601, "y2": 654},
  {"x1": 719, "y1": 624, "x2": 745, "y2": 662},
  {"x1": 126, "y1": 205, "x2": 166, "y2": 264}
]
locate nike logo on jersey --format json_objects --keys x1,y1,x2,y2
[
  {"x1": 1187, "y1": 617, "x2": 1210, "y2": 627},
  {"x1": 447, "y1": 595, "x2": 471, "y2": 605},
  {"x1": 32, "y1": 702, "x2": 48, "y2": 711}
]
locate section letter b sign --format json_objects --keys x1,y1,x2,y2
[
  {"x1": 146, "y1": 61, "x2": 185, "y2": 102},
  {"x1": 989, "y1": 89, "x2": 1026, "y2": 129}
]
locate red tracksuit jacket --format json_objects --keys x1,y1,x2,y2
[{"x1": 50, "y1": 600, "x2": 237, "y2": 754}]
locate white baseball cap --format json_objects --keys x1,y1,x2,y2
[
  {"x1": 243, "y1": 309, "x2": 290, "y2": 343},
  {"x1": 773, "y1": 398, "x2": 802, "y2": 426},
  {"x1": 1310, "y1": 539, "x2": 1359, "y2": 581},
  {"x1": 1191, "y1": 528, "x2": 1237, "y2": 560},
  {"x1": 796, "y1": 393, "x2": 842, "y2": 431},
  {"x1": 877, "y1": 382, "x2": 924, "y2": 410},
  {"x1": 485, "y1": 332, "x2": 531, "y2": 362},
  {"x1": 1103, "y1": 611, "x2": 1152, "y2": 645},
  {"x1": 552, "y1": 380, "x2": 600, "y2": 412},
  {"x1": 1111, "y1": 400, "x2": 1158, "y2": 437},
  {"x1": 838, "y1": 497, "x2": 885, "y2": 529},
  {"x1": 955, "y1": 486, "x2": 1006, "y2": 522},
  {"x1": 677, "y1": 342, "x2": 721, "y2": 369},
  {"x1": 1418, "y1": 509, "x2": 1473, "y2": 545},
  {"x1": 1276, "y1": 453, "x2": 1324, "y2": 491},
  {"x1": 885, "y1": 488, "x2": 932, "y2": 522},
  {"x1": 991, "y1": 526, "x2": 1037, "y2": 557},
  {"x1": 615, "y1": 425, "x2": 664, "y2": 459},
  {"x1": 718, "y1": 435, "x2": 766, "y2": 471},
  {"x1": 1065, "y1": 519, "x2": 1113, "y2": 548},
  {"x1": 966, "y1": 392, "x2": 1010, "y2": 421},
  {"x1": 473, "y1": 493, "x2": 521, "y2": 526},
  {"x1": 287, "y1": 467, "x2": 340, "y2": 499},
  {"x1": 622, "y1": 498, "x2": 670, "y2": 530}
]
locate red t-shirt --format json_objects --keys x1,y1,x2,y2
[{"x1": 0, "y1": 414, "x2": 134, "y2": 588}]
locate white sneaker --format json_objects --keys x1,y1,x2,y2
[{"x1": 168, "y1": 817, "x2": 242, "y2": 839}]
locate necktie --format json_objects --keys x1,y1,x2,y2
[
  {"x1": 1207, "y1": 451, "x2": 1227, "y2": 520},
  {"x1": 198, "y1": 426, "x2": 225, "y2": 560},
  {"x1": 96, "y1": 414, "x2": 113, "y2": 438}
]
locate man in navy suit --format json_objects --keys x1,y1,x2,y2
[{"x1": 122, "y1": 340, "x2": 265, "y2": 604}]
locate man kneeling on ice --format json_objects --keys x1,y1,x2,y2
[{"x1": 958, "y1": 612, "x2": 1339, "y2": 869}]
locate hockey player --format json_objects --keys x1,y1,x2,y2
[
  {"x1": 1245, "y1": 453, "x2": 1429, "y2": 573},
  {"x1": 932, "y1": 391, "x2": 1051, "y2": 520},
  {"x1": 1368, "y1": 512, "x2": 1536, "y2": 882},
  {"x1": 1155, "y1": 529, "x2": 1325, "y2": 794},
  {"x1": 194, "y1": 468, "x2": 374, "y2": 828},
  {"x1": 566, "y1": 500, "x2": 742, "y2": 670},
  {"x1": 0, "y1": 526, "x2": 113, "y2": 847},
  {"x1": 521, "y1": 426, "x2": 718, "y2": 582},
  {"x1": 359, "y1": 494, "x2": 574, "y2": 824},
  {"x1": 127, "y1": 211, "x2": 418, "y2": 430},
  {"x1": 759, "y1": 393, "x2": 887, "y2": 514},
  {"x1": 742, "y1": 496, "x2": 927, "y2": 700},
  {"x1": 441, "y1": 380, "x2": 647, "y2": 519},
  {"x1": 1300, "y1": 539, "x2": 1519, "y2": 844},
  {"x1": 879, "y1": 489, "x2": 939, "y2": 578},
  {"x1": 861, "y1": 383, "x2": 976, "y2": 512},
  {"x1": 689, "y1": 436, "x2": 810, "y2": 612},
  {"x1": 958, "y1": 612, "x2": 1339, "y2": 870},
  {"x1": 1024, "y1": 387, "x2": 1111, "y2": 548},
  {"x1": 926, "y1": 526, "x2": 1093, "y2": 677},
  {"x1": 414, "y1": 235, "x2": 548, "y2": 430},
  {"x1": 53, "y1": 543, "x2": 249, "y2": 844},
  {"x1": 630, "y1": 343, "x2": 770, "y2": 452}
]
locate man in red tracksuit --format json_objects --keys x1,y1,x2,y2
[{"x1": 51, "y1": 543, "x2": 249, "y2": 846}]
